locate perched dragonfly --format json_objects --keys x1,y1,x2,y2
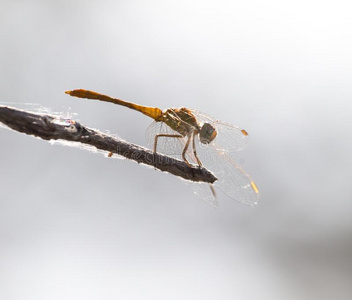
[{"x1": 65, "y1": 89, "x2": 259, "y2": 207}]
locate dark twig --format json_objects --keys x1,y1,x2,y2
[{"x1": 0, "y1": 105, "x2": 217, "y2": 184}]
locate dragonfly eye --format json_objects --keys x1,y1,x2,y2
[{"x1": 199, "y1": 123, "x2": 217, "y2": 144}]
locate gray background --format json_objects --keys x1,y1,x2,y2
[{"x1": 1, "y1": 1, "x2": 352, "y2": 299}]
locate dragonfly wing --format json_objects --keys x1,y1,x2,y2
[
  {"x1": 145, "y1": 121, "x2": 188, "y2": 157},
  {"x1": 211, "y1": 150, "x2": 259, "y2": 206},
  {"x1": 192, "y1": 135, "x2": 259, "y2": 206},
  {"x1": 187, "y1": 182, "x2": 219, "y2": 208},
  {"x1": 211, "y1": 120, "x2": 249, "y2": 151},
  {"x1": 190, "y1": 109, "x2": 249, "y2": 152}
]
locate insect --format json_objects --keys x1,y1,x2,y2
[{"x1": 65, "y1": 89, "x2": 259, "y2": 207}]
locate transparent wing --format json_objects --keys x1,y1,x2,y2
[
  {"x1": 194, "y1": 135, "x2": 259, "y2": 206},
  {"x1": 187, "y1": 181, "x2": 219, "y2": 208},
  {"x1": 190, "y1": 109, "x2": 249, "y2": 152},
  {"x1": 213, "y1": 152, "x2": 259, "y2": 205},
  {"x1": 145, "y1": 120, "x2": 188, "y2": 157}
]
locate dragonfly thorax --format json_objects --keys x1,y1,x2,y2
[{"x1": 162, "y1": 107, "x2": 201, "y2": 136}]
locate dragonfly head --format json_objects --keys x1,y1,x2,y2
[{"x1": 199, "y1": 123, "x2": 217, "y2": 144}]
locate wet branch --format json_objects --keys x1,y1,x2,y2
[{"x1": 0, "y1": 105, "x2": 217, "y2": 184}]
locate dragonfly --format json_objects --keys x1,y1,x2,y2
[{"x1": 65, "y1": 89, "x2": 259, "y2": 207}]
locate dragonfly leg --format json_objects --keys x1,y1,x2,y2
[
  {"x1": 181, "y1": 135, "x2": 192, "y2": 166},
  {"x1": 154, "y1": 133, "x2": 193, "y2": 166},
  {"x1": 191, "y1": 131, "x2": 203, "y2": 167}
]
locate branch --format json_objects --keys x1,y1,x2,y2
[{"x1": 0, "y1": 105, "x2": 217, "y2": 184}]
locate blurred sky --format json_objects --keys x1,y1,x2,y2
[{"x1": 1, "y1": 0, "x2": 352, "y2": 299}]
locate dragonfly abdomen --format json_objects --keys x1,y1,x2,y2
[{"x1": 65, "y1": 89, "x2": 163, "y2": 121}]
